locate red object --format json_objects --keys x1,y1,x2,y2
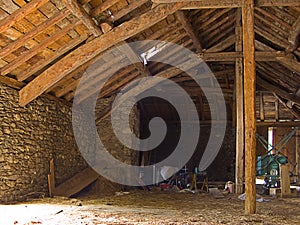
[{"x1": 160, "y1": 183, "x2": 170, "y2": 190}]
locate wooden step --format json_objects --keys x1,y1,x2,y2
[{"x1": 53, "y1": 167, "x2": 99, "y2": 197}]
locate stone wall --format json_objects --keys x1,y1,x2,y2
[
  {"x1": 0, "y1": 83, "x2": 87, "y2": 202},
  {"x1": 95, "y1": 96, "x2": 139, "y2": 166}
]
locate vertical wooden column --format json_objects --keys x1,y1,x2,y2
[
  {"x1": 296, "y1": 128, "x2": 299, "y2": 182},
  {"x1": 235, "y1": 8, "x2": 244, "y2": 195},
  {"x1": 280, "y1": 164, "x2": 291, "y2": 197},
  {"x1": 242, "y1": 0, "x2": 257, "y2": 214}
]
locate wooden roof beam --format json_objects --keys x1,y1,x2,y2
[
  {"x1": 274, "y1": 94, "x2": 300, "y2": 120},
  {"x1": 92, "y1": 0, "x2": 120, "y2": 17},
  {"x1": 19, "y1": 2, "x2": 186, "y2": 106},
  {"x1": 0, "y1": 8, "x2": 71, "y2": 59},
  {"x1": 96, "y1": 57, "x2": 201, "y2": 124},
  {"x1": 288, "y1": 15, "x2": 300, "y2": 52},
  {"x1": 175, "y1": 10, "x2": 203, "y2": 53},
  {"x1": 107, "y1": 0, "x2": 148, "y2": 23},
  {"x1": 257, "y1": 76, "x2": 300, "y2": 105},
  {"x1": 0, "y1": 0, "x2": 49, "y2": 33},
  {"x1": 17, "y1": 34, "x2": 88, "y2": 81},
  {"x1": 206, "y1": 35, "x2": 235, "y2": 52},
  {"x1": 152, "y1": 0, "x2": 300, "y2": 7},
  {"x1": 61, "y1": 0, "x2": 102, "y2": 37},
  {"x1": 1, "y1": 21, "x2": 81, "y2": 76}
]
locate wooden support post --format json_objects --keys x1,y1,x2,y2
[
  {"x1": 242, "y1": 0, "x2": 256, "y2": 215},
  {"x1": 296, "y1": 128, "x2": 299, "y2": 183},
  {"x1": 280, "y1": 164, "x2": 291, "y2": 197},
  {"x1": 47, "y1": 159, "x2": 55, "y2": 198},
  {"x1": 235, "y1": 8, "x2": 244, "y2": 195}
]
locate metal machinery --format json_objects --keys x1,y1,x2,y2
[{"x1": 256, "y1": 129, "x2": 296, "y2": 188}]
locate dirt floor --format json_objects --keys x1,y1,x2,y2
[{"x1": 2, "y1": 188, "x2": 300, "y2": 225}]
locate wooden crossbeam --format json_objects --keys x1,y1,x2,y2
[
  {"x1": 243, "y1": 0, "x2": 256, "y2": 215},
  {"x1": 92, "y1": 0, "x2": 119, "y2": 17},
  {"x1": 19, "y1": 2, "x2": 186, "y2": 106},
  {"x1": 0, "y1": 8, "x2": 70, "y2": 59},
  {"x1": 274, "y1": 94, "x2": 300, "y2": 120},
  {"x1": 108, "y1": 0, "x2": 148, "y2": 22},
  {"x1": 0, "y1": 0, "x2": 49, "y2": 33},
  {"x1": 96, "y1": 57, "x2": 201, "y2": 124},
  {"x1": 1, "y1": 21, "x2": 81, "y2": 76},
  {"x1": 0, "y1": 75, "x2": 25, "y2": 90},
  {"x1": 206, "y1": 35, "x2": 235, "y2": 52},
  {"x1": 277, "y1": 54, "x2": 300, "y2": 72},
  {"x1": 61, "y1": 0, "x2": 102, "y2": 36},
  {"x1": 175, "y1": 10, "x2": 203, "y2": 53},
  {"x1": 116, "y1": 42, "x2": 152, "y2": 77},
  {"x1": 257, "y1": 76, "x2": 300, "y2": 105},
  {"x1": 17, "y1": 34, "x2": 88, "y2": 81},
  {"x1": 152, "y1": 0, "x2": 300, "y2": 7},
  {"x1": 288, "y1": 15, "x2": 300, "y2": 52}
]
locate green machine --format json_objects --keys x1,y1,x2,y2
[{"x1": 256, "y1": 130, "x2": 295, "y2": 188}]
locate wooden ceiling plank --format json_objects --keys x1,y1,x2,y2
[
  {"x1": 257, "y1": 76, "x2": 300, "y2": 105},
  {"x1": 0, "y1": 8, "x2": 70, "y2": 59},
  {"x1": 175, "y1": 10, "x2": 203, "y2": 53},
  {"x1": 99, "y1": 70, "x2": 140, "y2": 98},
  {"x1": 152, "y1": 0, "x2": 300, "y2": 7},
  {"x1": 0, "y1": 0, "x2": 49, "y2": 33},
  {"x1": 1, "y1": 20, "x2": 81, "y2": 76},
  {"x1": 200, "y1": 8, "x2": 232, "y2": 30},
  {"x1": 255, "y1": 7, "x2": 292, "y2": 30},
  {"x1": 256, "y1": 0, "x2": 300, "y2": 6},
  {"x1": 108, "y1": 0, "x2": 149, "y2": 22},
  {"x1": 117, "y1": 42, "x2": 152, "y2": 76},
  {"x1": 200, "y1": 13, "x2": 234, "y2": 37},
  {"x1": 254, "y1": 13, "x2": 289, "y2": 37},
  {"x1": 96, "y1": 57, "x2": 202, "y2": 124},
  {"x1": 152, "y1": 0, "x2": 242, "y2": 8},
  {"x1": 61, "y1": 0, "x2": 102, "y2": 36},
  {"x1": 276, "y1": 54, "x2": 300, "y2": 72},
  {"x1": 0, "y1": 75, "x2": 25, "y2": 90},
  {"x1": 288, "y1": 15, "x2": 300, "y2": 51},
  {"x1": 19, "y1": 2, "x2": 186, "y2": 106},
  {"x1": 206, "y1": 35, "x2": 235, "y2": 52},
  {"x1": 17, "y1": 34, "x2": 88, "y2": 81},
  {"x1": 254, "y1": 23, "x2": 289, "y2": 49},
  {"x1": 92, "y1": 0, "x2": 120, "y2": 17},
  {"x1": 274, "y1": 93, "x2": 300, "y2": 120}
]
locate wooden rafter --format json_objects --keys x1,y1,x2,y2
[
  {"x1": 175, "y1": 10, "x2": 203, "y2": 53},
  {"x1": 107, "y1": 0, "x2": 149, "y2": 23},
  {"x1": 206, "y1": 35, "x2": 235, "y2": 52},
  {"x1": 92, "y1": 0, "x2": 120, "y2": 17},
  {"x1": 274, "y1": 94, "x2": 300, "y2": 120},
  {"x1": 257, "y1": 76, "x2": 300, "y2": 105},
  {"x1": 1, "y1": 21, "x2": 81, "y2": 76},
  {"x1": 96, "y1": 57, "x2": 201, "y2": 124},
  {"x1": 288, "y1": 15, "x2": 300, "y2": 51},
  {"x1": 19, "y1": 2, "x2": 187, "y2": 106},
  {"x1": 17, "y1": 34, "x2": 88, "y2": 81},
  {"x1": 0, "y1": 8, "x2": 71, "y2": 59},
  {"x1": 0, "y1": 0, "x2": 49, "y2": 33},
  {"x1": 0, "y1": 75, "x2": 25, "y2": 90},
  {"x1": 152, "y1": 0, "x2": 300, "y2": 7},
  {"x1": 61, "y1": 0, "x2": 102, "y2": 37}
]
